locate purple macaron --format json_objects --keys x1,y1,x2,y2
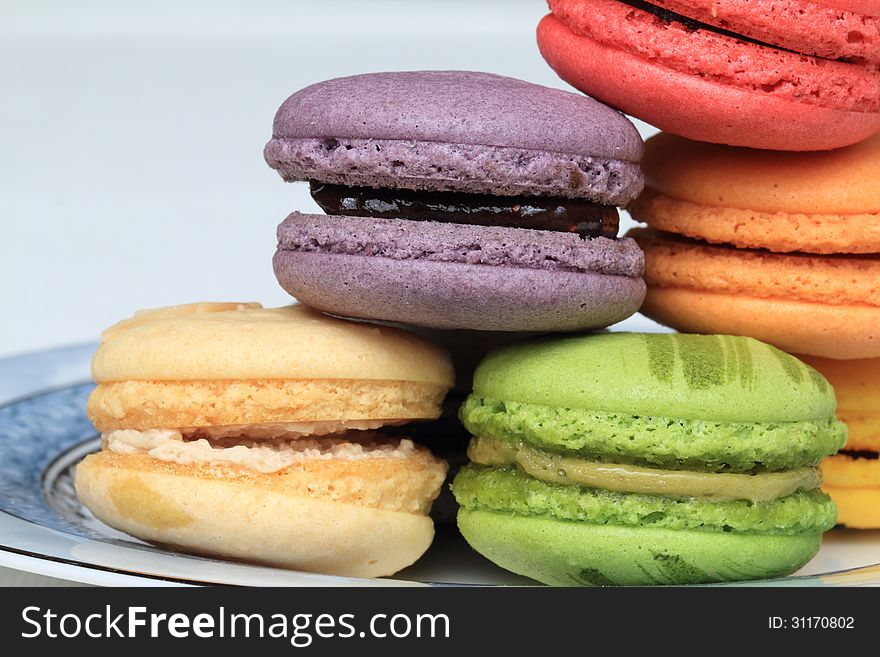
[{"x1": 266, "y1": 71, "x2": 646, "y2": 332}]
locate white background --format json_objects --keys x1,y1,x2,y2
[{"x1": 0, "y1": 0, "x2": 658, "y2": 358}]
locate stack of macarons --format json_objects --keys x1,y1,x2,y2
[
  {"x1": 536, "y1": 0, "x2": 880, "y2": 532},
  {"x1": 260, "y1": 70, "x2": 652, "y2": 537},
  {"x1": 76, "y1": 71, "x2": 654, "y2": 579},
  {"x1": 75, "y1": 10, "x2": 874, "y2": 582}
]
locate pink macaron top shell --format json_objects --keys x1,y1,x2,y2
[
  {"x1": 647, "y1": 0, "x2": 880, "y2": 64},
  {"x1": 548, "y1": 0, "x2": 880, "y2": 112},
  {"x1": 811, "y1": 1, "x2": 879, "y2": 14}
]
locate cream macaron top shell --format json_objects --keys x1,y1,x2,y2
[
  {"x1": 92, "y1": 302, "x2": 454, "y2": 386},
  {"x1": 641, "y1": 132, "x2": 880, "y2": 215}
]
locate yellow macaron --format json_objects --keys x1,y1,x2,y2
[
  {"x1": 797, "y1": 355, "x2": 880, "y2": 529},
  {"x1": 76, "y1": 302, "x2": 454, "y2": 577}
]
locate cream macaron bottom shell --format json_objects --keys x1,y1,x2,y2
[{"x1": 75, "y1": 442, "x2": 447, "y2": 578}]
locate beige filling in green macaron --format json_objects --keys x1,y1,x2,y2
[{"x1": 468, "y1": 436, "x2": 821, "y2": 503}]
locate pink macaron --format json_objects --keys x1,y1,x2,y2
[{"x1": 537, "y1": 0, "x2": 880, "y2": 151}]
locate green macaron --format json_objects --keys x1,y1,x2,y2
[{"x1": 451, "y1": 333, "x2": 846, "y2": 586}]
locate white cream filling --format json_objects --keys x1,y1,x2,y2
[{"x1": 105, "y1": 428, "x2": 417, "y2": 474}]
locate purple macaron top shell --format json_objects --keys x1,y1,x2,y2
[
  {"x1": 265, "y1": 138, "x2": 643, "y2": 204},
  {"x1": 269, "y1": 71, "x2": 643, "y2": 160},
  {"x1": 265, "y1": 71, "x2": 645, "y2": 203}
]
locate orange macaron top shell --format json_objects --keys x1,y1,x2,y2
[
  {"x1": 538, "y1": 0, "x2": 880, "y2": 150},
  {"x1": 628, "y1": 132, "x2": 880, "y2": 253}
]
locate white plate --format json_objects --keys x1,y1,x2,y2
[{"x1": 1, "y1": 339, "x2": 878, "y2": 587}]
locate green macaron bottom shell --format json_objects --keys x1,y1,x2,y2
[
  {"x1": 457, "y1": 508, "x2": 823, "y2": 586},
  {"x1": 453, "y1": 466, "x2": 834, "y2": 585},
  {"x1": 453, "y1": 466, "x2": 837, "y2": 536},
  {"x1": 460, "y1": 396, "x2": 846, "y2": 473}
]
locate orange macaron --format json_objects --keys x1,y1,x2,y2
[
  {"x1": 629, "y1": 133, "x2": 880, "y2": 360},
  {"x1": 629, "y1": 132, "x2": 880, "y2": 254}
]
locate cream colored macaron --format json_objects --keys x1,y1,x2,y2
[{"x1": 76, "y1": 302, "x2": 454, "y2": 577}]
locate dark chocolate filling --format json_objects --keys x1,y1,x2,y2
[
  {"x1": 310, "y1": 182, "x2": 619, "y2": 239},
  {"x1": 839, "y1": 450, "x2": 879, "y2": 460}
]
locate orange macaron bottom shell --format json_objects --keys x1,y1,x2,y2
[
  {"x1": 631, "y1": 230, "x2": 880, "y2": 360},
  {"x1": 640, "y1": 287, "x2": 879, "y2": 360},
  {"x1": 537, "y1": 13, "x2": 880, "y2": 151}
]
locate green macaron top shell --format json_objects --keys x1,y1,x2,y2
[
  {"x1": 459, "y1": 396, "x2": 846, "y2": 472},
  {"x1": 473, "y1": 333, "x2": 836, "y2": 423}
]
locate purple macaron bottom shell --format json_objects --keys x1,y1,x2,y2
[{"x1": 273, "y1": 251, "x2": 646, "y2": 332}]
